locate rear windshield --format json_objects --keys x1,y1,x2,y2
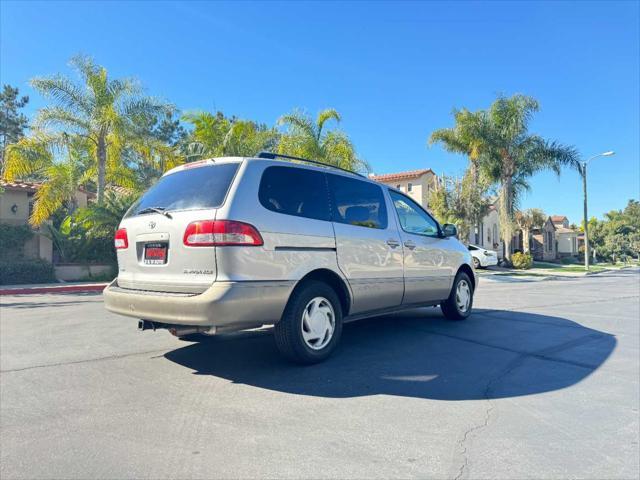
[{"x1": 125, "y1": 163, "x2": 239, "y2": 217}]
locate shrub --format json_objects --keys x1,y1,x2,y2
[
  {"x1": 511, "y1": 252, "x2": 533, "y2": 269},
  {"x1": 0, "y1": 224, "x2": 33, "y2": 260},
  {"x1": 0, "y1": 258, "x2": 56, "y2": 285},
  {"x1": 560, "y1": 256, "x2": 580, "y2": 265}
]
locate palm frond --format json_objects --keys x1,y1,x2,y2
[
  {"x1": 30, "y1": 75, "x2": 92, "y2": 115},
  {"x1": 316, "y1": 109, "x2": 341, "y2": 138},
  {"x1": 33, "y1": 106, "x2": 92, "y2": 133}
]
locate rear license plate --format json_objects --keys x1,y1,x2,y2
[{"x1": 144, "y1": 243, "x2": 168, "y2": 265}]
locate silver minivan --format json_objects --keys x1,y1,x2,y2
[{"x1": 104, "y1": 153, "x2": 477, "y2": 363}]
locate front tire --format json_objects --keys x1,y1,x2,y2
[
  {"x1": 472, "y1": 257, "x2": 481, "y2": 269},
  {"x1": 441, "y1": 272, "x2": 474, "y2": 320},
  {"x1": 274, "y1": 281, "x2": 343, "y2": 364}
]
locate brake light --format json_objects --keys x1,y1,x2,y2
[
  {"x1": 183, "y1": 220, "x2": 263, "y2": 247},
  {"x1": 114, "y1": 229, "x2": 128, "y2": 249}
]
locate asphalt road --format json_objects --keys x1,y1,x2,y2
[{"x1": 1, "y1": 270, "x2": 639, "y2": 479}]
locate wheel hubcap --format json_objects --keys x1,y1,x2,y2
[
  {"x1": 456, "y1": 280, "x2": 471, "y2": 312},
  {"x1": 301, "y1": 297, "x2": 335, "y2": 350}
]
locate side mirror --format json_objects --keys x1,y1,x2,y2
[{"x1": 442, "y1": 223, "x2": 457, "y2": 238}]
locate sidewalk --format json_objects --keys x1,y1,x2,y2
[
  {"x1": 0, "y1": 281, "x2": 109, "y2": 295},
  {"x1": 478, "y1": 264, "x2": 635, "y2": 279}
]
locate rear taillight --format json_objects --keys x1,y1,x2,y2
[
  {"x1": 183, "y1": 220, "x2": 263, "y2": 247},
  {"x1": 114, "y1": 229, "x2": 128, "y2": 249}
]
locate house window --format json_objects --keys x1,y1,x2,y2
[
  {"x1": 407, "y1": 183, "x2": 413, "y2": 192},
  {"x1": 547, "y1": 231, "x2": 552, "y2": 251}
]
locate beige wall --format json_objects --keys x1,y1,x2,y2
[
  {"x1": 0, "y1": 190, "x2": 30, "y2": 224},
  {"x1": 0, "y1": 189, "x2": 53, "y2": 262},
  {"x1": 378, "y1": 172, "x2": 436, "y2": 208},
  {"x1": 557, "y1": 232, "x2": 578, "y2": 255},
  {"x1": 469, "y1": 209, "x2": 505, "y2": 258}
]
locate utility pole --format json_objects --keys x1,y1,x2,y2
[{"x1": 582, "y1": 162, "x2": 590, "y2": 271}]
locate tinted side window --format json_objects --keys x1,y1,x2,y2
[
  {"x1": 259, "y1": 166, "x2": 330, "y2": 221},
  {"x1": 389, "y1": 190, "x2": 440, "y2": 237},
  {"x1": 328, "y1": 174, "x2": 388, "y2": 229}
]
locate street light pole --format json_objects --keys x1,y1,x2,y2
[
  {"x1": 581, "y1": 151, "x2": 615, "y2": 272},
  {"x1": 582, "y1": 162, "x2": 590, "y2": 271}
]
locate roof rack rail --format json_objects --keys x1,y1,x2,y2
[{"x1": 255, "y1": 151, "x2": 366, "y2": 178}]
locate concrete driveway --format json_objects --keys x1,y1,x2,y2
[{"x1": 1, "y1": 270, "x2": 639, "y2": 479}]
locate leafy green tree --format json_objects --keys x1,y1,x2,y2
[
  {"x1": 0, "y1": 85, "x2": 29, "y2": 172},
  {"x1": 515, "y1": 208, "x2": 546, "y2": 254},
  {"x1": 588, "y1": 200, "x2": 640, "y2": 262},
  {"x1": 5, "y1": 55, "x2": 173, "y2": 205},
  {"x1": 277, "y1": 109, "x2": 369, "y2": 173},
  {"x1": 427, "y1": 174, "x2": 486, "y2": 242}
]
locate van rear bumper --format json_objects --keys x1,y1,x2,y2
[{"x1": 103, "y1": 279, "x2": 295, "y2": 328}]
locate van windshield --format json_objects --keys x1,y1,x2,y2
[{"x1": 125, "y1": 163, "x2": 239, "y2": 218}]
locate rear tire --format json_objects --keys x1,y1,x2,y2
[
  {"x1": 274, "y1": 280, "x2": 343, "y2": 364},
  {"x1": 441, "y1": 272, "x2": 474, "y2": 321}
]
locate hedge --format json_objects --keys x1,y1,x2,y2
[
  {"x1": 0, "y1": 224, "x2": 33, "y2": 260},
  {"x1": 0, "y1": 259, "x2": 56, "y2": 285}
]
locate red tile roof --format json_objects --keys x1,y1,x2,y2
[
  {"x1": 0, "y1": 179, "x2": 42, "y2": 193},
  {"x1": 1, "y1": 179, "x2": 96, "y2": 197},
  {"x1": 551, "y1": 215, "x2": 568, "y2": 223},
  {"x1": 370, "y1": 169, "x2": 435, "y2": 183}
]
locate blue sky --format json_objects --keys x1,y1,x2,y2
[{"x1": 1, "y1": 0, "x2": 638, "y2": 223}]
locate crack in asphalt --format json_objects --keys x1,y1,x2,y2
[
  {"x1": 451, "y1": 333, "x2": 605, "y2": 480},
  {"x1": 0, "y1": 348, "x2": 171, "y2": 373}
]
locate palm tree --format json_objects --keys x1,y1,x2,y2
[
  {"x1": 182, "y1": 111, "x2": 278, "y2": 160},
  {"x1": 8, "y1": 55, "x2": 172, "y2": 204},
  {"x1": 5, "y1": 134, "x2": 95, "y2": 225},
  {"x1": 478, "y1": 95, "x2": 580, "y2": 260},
  {"x1": 429, "y1": 108, "x2": 491, "y2": 242},
  {"x1": 429, "y1": 108, "x2": 486, "y2": 179},
  {"x1": 515, "y1": 208, "x2": 546, "y2": 254},
  {"x1": 277, "y1": 109, "x2": 369, "y2": 173}
]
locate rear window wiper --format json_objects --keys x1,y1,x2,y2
[{"x1": 137, "y1": 206, "x2": 173, "y2": 219}]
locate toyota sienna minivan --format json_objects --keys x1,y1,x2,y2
[{"x1": 104, "y1": 153, "x2": 477, "y2": 363}]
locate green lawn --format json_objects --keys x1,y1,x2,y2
[{"x1": 531, "y1": 261, "x2": 631, "y2": 273}]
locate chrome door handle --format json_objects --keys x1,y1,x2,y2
[
  {"x1": 404, "y1": 240, "x2": 416, "y2": 250},
  {"x1": 386, "y1": 239, "x2": 400, "y2": 248}
]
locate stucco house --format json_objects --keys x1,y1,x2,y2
[
  {"x1": 551, "y1": 215, "x2": 579, "y2": 257},
  {"x1": 0, "y1": 179, "x2": 91, "y2": 262},
  {"x1": 531, "y1": 216, "x2": 557, "y2": 261},
  {"x1": 466, "y1": 204, "x2": 506, "y2": 257},
  {"x1": 369, "y1": 169, "x2": 437, "y2": 209}
]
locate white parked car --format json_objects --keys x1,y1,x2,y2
[{"x1": 468, "y1": 244, "x2": 498, "y2": 268}]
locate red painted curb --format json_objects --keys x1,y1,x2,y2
[{"x1": 0, "y1": 284, "x2": 108, "y2": 295}]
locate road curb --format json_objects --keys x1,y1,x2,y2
[{"x1": 0, "y1": 283, "x2": 108, "y2": 295}]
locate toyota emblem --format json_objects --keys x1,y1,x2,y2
[{"x1": 148, "y1": 221, "x2": 156, "y2": 229}]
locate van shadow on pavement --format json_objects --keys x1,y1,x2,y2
[{"x1": 164, "y1": 308, "x2": 616, "y2": 400}]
